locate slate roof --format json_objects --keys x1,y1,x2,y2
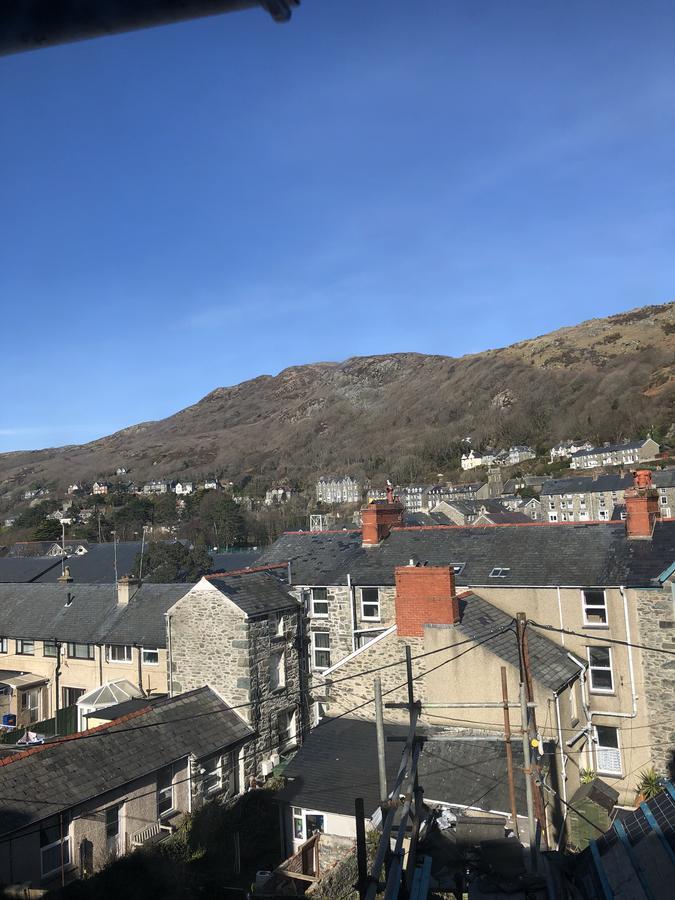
[
  {"x1": 0, "y1": 582, "x2": 191, "y2": 647},
  {"x1": 259, "y1": 520, "x2": 675, "y2": 589},
  {"x1": 36, "y1": 541, "x2": 143, "y2": 583},
  {"x1": 456, "y1": 593, "x2": 580, "y2": 691},
  {"x1": 571, "y1": 439, "x2": 655, "y2": 458},
  {"x1": 0, "y1": 557, "x2": 62, "y2": 583},
  {"x1": 277, "y1": 717, "x2": 526, "y2": 819},
  {"x1": 207, "y1": 570, "x2": 299, "y2": 617},
  {"x1": 209, "y1": 549, "x2": 261, "y2": 574},
  {"x1": 540, "y1": 474, "x2": 633, "y2": 497},
  {"x1": 0, "y1": 687, "x2": 254, "y2": 836}
]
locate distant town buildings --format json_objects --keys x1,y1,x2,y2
[
  {"x1": 174, "y1": 482, "x2": 194, "y2": 495},
  {"x1": 569, "y1": 437, "x2": 660, "y2": 470},
  {"x1": 550, "y1": 439, "x2": 593, "y2": 460}
]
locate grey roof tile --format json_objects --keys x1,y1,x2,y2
[
  {"x1": 0, "y1": 686, "x2": 254, "y2": 836},
  {"x1": 208, "y1": 571, "x2": 299, "y2": 617},
  {"x1": 259, "y1": 521, "x2": 675, "y2": 588}
]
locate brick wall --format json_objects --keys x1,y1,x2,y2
[{"x1": 394, "y1": 566, "x2": 458, "y2": 637}]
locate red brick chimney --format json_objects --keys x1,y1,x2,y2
[
  {"x1": 625, "y1": 469, "x2": 659, "y2": 540},
  {"x1": 394, "y1": 565, "x2": 459, "y2": 637},
  {"x1": 361, "y1": 495, "x2": 405, "y2": 546}
]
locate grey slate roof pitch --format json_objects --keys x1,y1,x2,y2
[
  {"x1": 36, "y1": 541, "x2": 143, "y2": 584},
  {"x1": 456, "y1": 593, "x2": 580, "y2": 691},
  {"x1": 540, "y1": 474, "x2": 633, "y2": 497},
  {"x1": 0, "y1": 582, "x2": 191, "y2": 647},
  {"x1": 259, "y1": 520, "x2": 675, "y2": 589},
  {"x1": 0, "y1": 687, "x2": 254, "y2": 836},
  {"x1": 0, "y1": 557, "x2": 62, "y2": 583},
  {"x1": 277, "y1": 717, "x2": 526, "y2": 819},
  {"x1": 208, "y1": 571, "x2": 299, "y2": 617},
  {"x1": 571, "y1": 439, "x2": 655, "y2": 458},
  {"x1": 209, "y1": 549, "x2": 261, "y2": 574}
]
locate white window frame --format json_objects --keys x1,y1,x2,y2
[
  {"x1": 106, "y1": 644, "x2": 133, "y2": 664},
  {"x1": 360, "y1": 588, "x2": 380, "y2": 621},
  {"x1": 0, "y1": 637, "x2": 6, "y2": 653},
  {"x1": 41, "y1": 835, "x2": 71, "y2": 879},
  {"x1": 309, "y1": 588, "x2": 329, "y2": 618},
  {"x1": 278, "y1": 708, "x2": 297, "y2": 750},
  {"x1": 594, "y1": 724, "x2": 622, "y2": 776},
  {"x1": 201, "y1": 755, "x2": 223, "y2": 794},
  {"x1": 548, "y1": 513, "x2": 558, "y2": 522},
  {"x1": 598, "y1": 509, "x2": 608, "y2": 521},
  {"x1": 581, "y1": 589, "x2": 608, "y2": 627},
  {"x1": 489, "y1": 567, "x2": 510, "y2": 578},
  {"x1": 312, "y1": 631, "x2": 331, "y2": 670},
  {"x1": 20, "y1": 686, "x2": 41, "y2": 723},
  {"x1": 272, "y1": 613, "x2": 285, "y2": 637},
  {"x1": 587, "y1": 646, "x2": 614, "y2": 693},
  {"x1": 270, "y1": 649, "x2": 286, "y2": 691},
  {"x1": 141, "y1": 647, "x2": 159, "y2": 665},
  {"x1": 660, "y1": 495, "x2": 669, "y2": 506},
  {"x1": 157, "y1": 767, "x2": 175, "y2": 820},
  {"x1": 291, "y1": 807, "x2": 325, "y2": 843}
]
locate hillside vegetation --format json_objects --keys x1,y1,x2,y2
[{"x1": 1, "y1": 301, "x2": 673, "y2": 499}]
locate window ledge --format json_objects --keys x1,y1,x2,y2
[{"x1": 582, "y1": 624, "x2": 610, "y2": 630}]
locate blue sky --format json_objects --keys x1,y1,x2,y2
[{"x1": 1, "y1": 0, "x2": 674, "y2": 451}]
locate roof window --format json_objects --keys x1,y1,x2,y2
[
  {"x1": 452, "y1": 563, "x2": 465, "y2": 575},
  {"x1": 489, "y1": 567, "x2": 510, "y2": 578}
]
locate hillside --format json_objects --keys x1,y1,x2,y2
[{"x1": 1, "y1": 302, "x2": 673, "y2": 501}]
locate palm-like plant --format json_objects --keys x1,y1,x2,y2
[{"x1": 635, "y1": 767, "x2": 663, "y2": 802}]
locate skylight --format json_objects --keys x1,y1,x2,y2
[
  {"x1": 489, "y1": 567, "x2": 510, "y2": 578},
  {"x1": 452, "y1": 564, "x2": 465, "y2": 575}
]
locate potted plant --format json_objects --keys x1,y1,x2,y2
[
  {"x1": 635, "y1": 767, "x2": 663, "y2": 805},
  {"x1": 580, "y1": 768, "x2": 596, "y2": 784}
]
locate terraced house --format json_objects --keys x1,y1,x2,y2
[
  {"x1": 257, "y1": 472, "x2": 675, "y2": 810},
  {"x1": 0, "y1": 577, "x2": 188, "y2": 728},
  {"x1": 541, "y1": 469, "x2": 675, "y2": 523}
]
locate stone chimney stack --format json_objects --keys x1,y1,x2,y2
[
  {"x1": 361, "y1": 492, "x2": 405, "y2": 547},
  {"x1": 117, "y1": 574, "x2": 139, "y2": 604},
  {"x1": 394, "y1": 564, "x2": 459, "y2": 637},
  {"x1": 57, "y1": 565, "x2": 73, "y2": 584},
  {"x1": 625, "y1": 469, "x2": 659, "y2": 540}
]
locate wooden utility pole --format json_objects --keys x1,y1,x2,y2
[
  {"x1": 516, "y1": 612, "x2": 549, "y2": 850},
  {"x1": 500, "y1": 666, "x2": 519, "y2": 840}
]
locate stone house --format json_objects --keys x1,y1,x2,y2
[
  {"x1": 91, "y1": 482, "x2": 110, "y2": 496},
  {"x1": 167, "y1": 570, "x2": 307, "y2": 779},
  {"x1": 569, "y1": 438, "x2": 660, "y2": 470},
  {"x1": 173, "y1": 482, "x2": 194, "y2": 495},
  {"x1": 315, "y1": 476, "x2": 361, "y2": 505},
  {"x1": 256, "y1": 477, "x2": 675, "y2": 806},
  {"x1": 0, "y1": 687, "x2": 253, "y2": 889},
  {"x1": 540, "y1": 469, "x2": 675, "y2": 523},
  {"x1": 142, "y1": 480, "x2": 172, "y2": 494},
  {"x1": 0, "y1": 578, "x2": 188, "y2": 728}
]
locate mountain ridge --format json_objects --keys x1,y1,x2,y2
[{"x1": 1, "y1": 301, "x2": 673, "y2": 499}]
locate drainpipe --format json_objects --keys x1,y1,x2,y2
[
  {"x1": 54, "y1": 640, "x2": 62, "y2": 714},
  {"x1": 347, "y1": 573, "x2": 356, "y2": 652},
  {"x1": 166, "y1": 612, "x2": 174, "y2": 698},
  {"x1": 555, "y1": 586, "x2": 565, "y2": 647},
  {"x1": 553, "y1": 690, "x2": 568, "y2": 849},
  {"x1": 98, "y1": 644, "x2": 103, "y2": 686},
  {"x1": 136, "y1": 645, "x2": 144, "y2": 696}
]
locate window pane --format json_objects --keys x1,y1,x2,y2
[
  {"x1": 305, "y1": 815, "x2": 324, "y2": 835},
  {"x1": 596, "y1": 725, "x2": 619, "y2": 749},
  {"x1": 43, "y1": 641, "x2": 59, "y2": 657},
  {"x1": 590, "y1": 669, "x2": 613, "y2": 690},
  {"x1": 142, "y1": 648, "x2": 159, "y2": 664},
  {"x1": 105, "y1": 806, "x2": 119, "y2": 839},
  {"x1": 589, "y1": 647, "x2": 611, "y2": 667},
  {"x1": 314, "y1": 633, "x2": 330, "y2": 649}
]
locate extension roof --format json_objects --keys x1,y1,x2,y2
[
  {"x1": 0, "y1": 687, "x2": 254, "y2": 837},
  {"x1": 257, "y1": 520, "x2": 675, "y2": 588},
  {"x1": 277, "y1": 717, "x2": 526, "y2": 820},
  {"x1": 456, "y1": 593, "x2": 579, "y2": 691},
  {"x1": 206, "y1": 570, "x2": 299, "y2": 617},
  {"x1": 0, "y1": 582, "x2": 191, "y2": 647}
]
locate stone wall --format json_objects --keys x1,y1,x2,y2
[
  {"x1": 318, "y1": 630, "x2": 426, "y2": 723},
  {"x1": 634, "y1": 587, "x2": 675, "y2": 773},
  {"x1": 169, "y1": 583, "x2": 306, "y2": 777}
]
